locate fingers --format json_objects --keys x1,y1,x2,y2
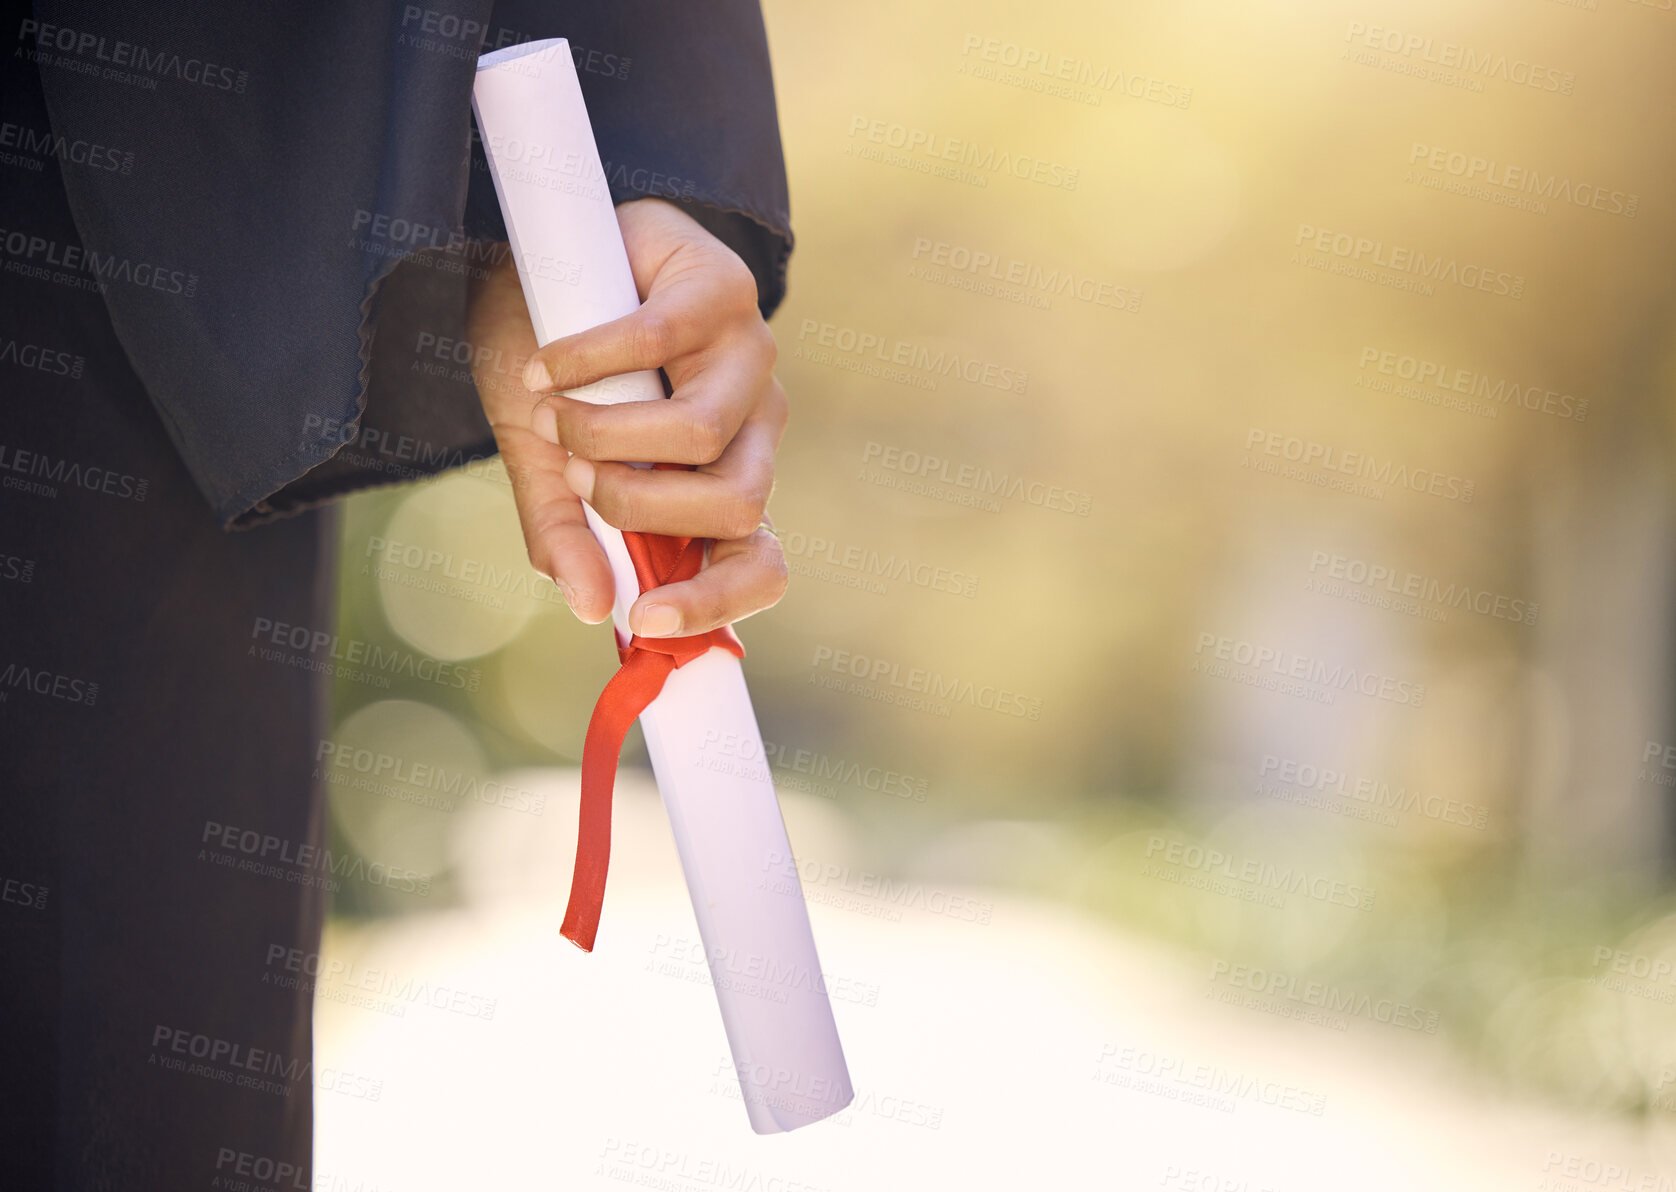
[
  {"x1": 466, "y1": 203, "x2": 791, "y2": 639},
  {"x1": 559, "y1": 380, "x2": 787, "y2": 541},
  {"x1": 628, "y1": 526, "x2": 789, "y2": 639},
  {"x1": 520, "y1": 305, "x2": 684, "y2": 394},
  {"x1": 519, "y1": 244, "x2": 759, "y2": 395},
  {"x1": 490, "y1": 427, "x2": 615, "y2": 625},
  {"x1": 530, "y1": 322, "x2": 776, "y2": 464},
  {"x1": 466, "y1": 251, "x2": 615, "y2": 624}
]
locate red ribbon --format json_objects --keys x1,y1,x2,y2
[{"x1": 560, "y1": 518, "x2": 744, "y2": 952}]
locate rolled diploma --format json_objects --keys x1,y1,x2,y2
[{"x1": 472, "y1": 39, "x2": 853, "y2": 1133}]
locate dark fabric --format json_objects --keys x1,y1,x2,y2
[
  {"x1": 0, "y1": 43, "x2": 330, "y2": 1182},
  {"x1": 2, "y1": 0, "x2": 792, "y2": 1186},
  {"x1": 27, "y1": 0, "x2": 793, "y2": 529}
]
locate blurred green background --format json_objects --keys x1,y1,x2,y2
[{"x1": 312, "y1": 0, "x2": 1676, "y2": 1185}]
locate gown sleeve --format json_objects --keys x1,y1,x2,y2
[{"x1": 31, "y1": 0, "x2": 793, "y2": 528}]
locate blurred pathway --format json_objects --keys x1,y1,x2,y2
[{"x1": 313, "y1": 769, "x2": 1675, "y2": 1191}]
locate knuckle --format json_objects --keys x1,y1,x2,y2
[
  {"x1": 596, "y1": 476, "x2": 646, "y2": 533},
  {"x1": 717, "y1": 491, "x2": 768, "y2": 541},
  {"x1": 597, "y1": 478, "x2": 642, "y2": 529},
  {"x1": 523, "y1": 521, "x2": 570, "y2": 578},
  {"x1": 698, "y1": 588, "x2": 732, "y2": 633},
  {"x1": 501, "y1": 456, "x2": 534, "y2": 492},
  {"x1": 633, "y1": 312, "x2": 679, "y2": 364},
  {"x1": 755, "y1": 321, "x2": 779, "y2": 370},
  {"x1": 763, "y1": 377, "x2": 789, "y2": 428},
  {"x1": 688, "y1": 410, "x2": 730, "y2": 463},
  {"x1": 759, "y1": 540, "x2": 790, "y2": 601},
  {"x1": 563, "y1": 411, "x2": 602, "y2": 460},
  {"x1": 544, "y1": 343, "x2": 588, "y2": 391},
  {"x1": 720, "y1": 253, "x2": 760, "y2": 313}
]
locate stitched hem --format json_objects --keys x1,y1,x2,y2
[{"x1": 225, "y1": 188, "x2": 792, "y2": 530}]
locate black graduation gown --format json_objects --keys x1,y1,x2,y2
[{"x1": 0, "y1": 1, "x2": 791, "y2": 1185}]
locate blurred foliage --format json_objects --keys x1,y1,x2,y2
[{"x1": 324, "y1": 0, "x2": 1676, "y2": 1126}]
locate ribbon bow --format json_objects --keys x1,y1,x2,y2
[{"x1": 560, "y1": 519, "x2": 744, "y2": 952}]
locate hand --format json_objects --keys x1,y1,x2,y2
[{"x1": 466, "y1": 198, "x2": 789, "y2": 637}]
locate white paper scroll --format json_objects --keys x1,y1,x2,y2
[{"x1": 473, "y1": 39, "x2": 853, "y2": 1134}]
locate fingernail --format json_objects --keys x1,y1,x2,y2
[
  {"x1": 554, "y1": 577, "x2": 578, "y2": 611},
  {"x1": 532, "y1": 403, "x2": 560, "y2": 445},
  {"x1": 565, "y1": 457, "x2": 595, "y2": 502},
  {"x1": 522, "y1": 358, "x2": 551, "y2": 391},
  {"x1": 638, "y1": 604, "x2": 681, "y2": 638}
]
